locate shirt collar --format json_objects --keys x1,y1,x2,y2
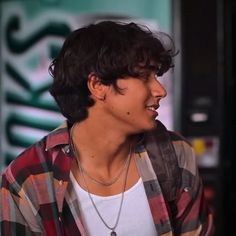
[{"x1": 45, "y1": 121, "x2": 70, "y2": 151}]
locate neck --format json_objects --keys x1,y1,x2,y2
[{"x1": 71, "y1": 119, "x2": 135, "y2": 169}]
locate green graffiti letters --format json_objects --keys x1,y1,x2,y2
[
  {"x1": 2, "y1": 12, "x2": 72, "y2": 165},
  {"x1": 6, "y1": 15, "x2": 71, "y2": 54},
  {"x1": 6, "y1": 63, "x2": 58, "y2": 111},
  {"x1": 6, "y1": 113, "x2": 59, "y2": 147}
]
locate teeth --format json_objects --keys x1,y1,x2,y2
[{"x1": 147, "y1": 107, "x2": 156, "y2": 111}]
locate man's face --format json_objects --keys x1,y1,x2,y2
[{"x1": 102, "y1": 72, "x2": 167, "y2": 135}]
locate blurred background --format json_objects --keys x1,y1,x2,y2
[{"x1": 0, "y1": 0, "x2": 235, "y2": 235}]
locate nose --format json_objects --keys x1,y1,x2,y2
[{"x1": 150, "y1": 76, "x2": 167, "y2": 99}]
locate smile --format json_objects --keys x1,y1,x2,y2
[
  {"x1": 147, "y1": 106, "x2": 157, "y2": 111},
  {"x1": 146, "y1": 104, "x2": 159, "y2": 111},
  {"x1": 146, "y1": 105, "x2": 159, "y2": 118}
]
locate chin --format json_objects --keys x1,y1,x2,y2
[
  {"x1": 145, "y1": 121, "x2": 157, "y2": 130},
  {"x1": 138, "y1": 120, "x2": 157, "y2": 133}
]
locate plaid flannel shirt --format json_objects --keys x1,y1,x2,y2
[{"x1": 0, "y1": 122, "x2": 213, "y2": 235}]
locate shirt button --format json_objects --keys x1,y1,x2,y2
[
  {"x1": 184, "y1": 187, "x2": 190, "y2": 192},
  {"x1": 59, "y1": 180, "x2": 63, "y2": 186}
]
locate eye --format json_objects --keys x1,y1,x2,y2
[
  {"x1": 137, "y1": 72, "x2": 149, "y2": 82},
  {"x1": 140, "y1": 75, "x2": 150, "y2": 83}
]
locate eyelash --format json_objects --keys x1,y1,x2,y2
[{"x1": 139, "y1": 71, "x2": 161, "y2": 83}]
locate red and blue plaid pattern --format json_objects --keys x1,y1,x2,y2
[{"x1": 0, "y1": 122, "x2": 213, "y2": 235}]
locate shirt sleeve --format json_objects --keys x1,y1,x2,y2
[
  {"x1": 0, "y1": 168, "x2": 42, "y2": 236},
  {"x1": 172, "y1": 135, "x2": 214, "y2": 235}
]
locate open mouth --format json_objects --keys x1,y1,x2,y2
[
  {"x1": 146, "y1": 104, "x2": 159, "y2": 111},
  {"x1": 146, "y1": 105, "x2": 159, "y2": 117},
  {"x1": 147, "y1": 106, "x2": 157, "y2": 112}
]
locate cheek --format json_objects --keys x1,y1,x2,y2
[
  {"x1": 124, "y1": 105, "x2": 145, "y2": 118},
  {"x1": 124, "y1": 98, "x2": 146, "y2": 115}
]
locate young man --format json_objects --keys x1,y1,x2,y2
[{"x1": 0, "y1": 21, "x2": 213, "y2": 235}]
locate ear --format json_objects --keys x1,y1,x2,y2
[{"x1": 87, "y1": 73, "x2": 107, "y2": 101}]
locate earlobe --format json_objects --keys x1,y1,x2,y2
[{"x1": 87, "y1": 73, "x2": 107, "y2": 101}]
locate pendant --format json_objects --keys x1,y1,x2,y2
[{"x1": 111, "y1": 231, "x2": 117, "y2": 236}]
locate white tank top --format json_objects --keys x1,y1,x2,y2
[{"x1": 70, "y1": 172, "x2": 157, "y2": 236}]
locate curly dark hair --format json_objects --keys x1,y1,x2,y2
[{"x1": 49, "y1": 21, "x2": 177, "y2": 124}]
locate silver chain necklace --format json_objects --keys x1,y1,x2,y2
[
  {"x1": 78, "y1": 150, "x2": 131, "y2": 186},
  {"x1": 70, "y1": 124, "x2": 131, "y2": 187},
  {"x1": 79, "y1": 153, "x2": 131, "y2": 236},
  {"x1": 70, "y1": 124, "x2": 132, "y2": 235}
]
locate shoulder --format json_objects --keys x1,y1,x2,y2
[
  {"x1": 145, "y1": 119, "x2": 198, "y2": 178},
  {"x1": 1, "y1": 121, "x2": 71, "y2": 186},
  {"x1": 1, "y1": 137, "x2": 49, "y2": 188},
  {"x1": 168, "y1": 130, "x2": 198, "y2": 176},
  {"x1": 145, "y1": 120, "x2": 196, "y2": 172}
]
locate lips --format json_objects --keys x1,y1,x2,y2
[{"x1": 146, "y1": 104, "x2": 159, "y2": 118}]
